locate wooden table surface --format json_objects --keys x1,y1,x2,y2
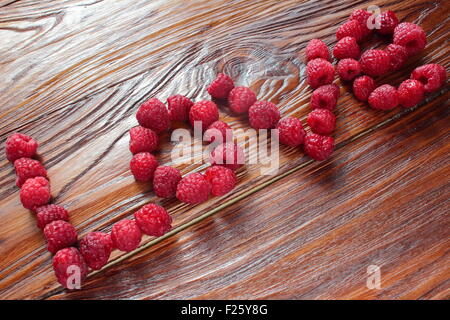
[{"x1": 0, "y1": 0, "x2": 448, "y2": 300}]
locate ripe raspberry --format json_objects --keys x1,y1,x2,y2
[
  {"x1": 210, "y1": 142, "x2": 245, "y2": 171},
  {"x1": 275, "y1": 117, "x2": 306, "y2": 147},
  {"x1": 52, "y1": 247, "x2": 88, "y2": 289},
  {"x1": 189, "y1": 100, "x2": 219, "y2": 130},
  {"x1": 352, "y1": 75, "x2": 376, "y2": 101},
  {"x1": 111, "y1": 219, "x2": 142, "y2": 252},
  {"x1": 307, "y1": 109, "x2": 336, "y2": 135},
  {"x1": 136, "y1": 98, "x2": 170, "y2": 133},
  {"x1": 204, "y1": 166, "x2": 237, "y2": 196},
  {"x1": 359, "y1": 49, "x2": 391, "y2": 77},
  {"x1": 130, "y1": 152, "x2": 158, "y2": 182},
  {"x1": 336, "y1": 20, "x2": 365, "y2": 43},
  {"x1": 176, "y1": 172, "x2": 211, "y2": 204},
  {"x1": 14, "y1": 157, "x2": 47, "y2": 187},
  {"x1": 333, "y1": 36, "x2": 361, "y2": 60},
  {"x1": 303, "y1": 134, "x2": 334, "y2": 161},
  {"x1": 310, "y1": 84, "x2": 340, "y2": 111},
  {"x1": 207, "y1": 73, "x2": 234, "y2": 99},
  {"x1": 393, "y1": 22, "x2": 427, "y2": 56},
  {"x1": 79, "y1": 232, "x2": 113, "y2": 270},
  {"x1": 5, "y1": 133, "x2": 38, "y2": 162},
  {"x1": 204, "y1": 120, "x2": 232, "y2": 143},
  {"x1": 134, "y1": 203, "x2": 172, "y2": 237},
  {"x1": 349, "y1": 9, "x2": 373, "y2": 37},
  {"x1": 44, "y1": 220, "x2": 78, "y2": 254},
  {"x1": 153, "y1": 166, "x2": 182, "y2": 198},
  {"x1": 368, "y1": 84, "x2": 399, "y2": 110},
  {"x1": 385, "y1": 44, "x2": 408, "y2": 71},
  {"x1": 129, "y1": 126, "x2": 158, "y2": 154},
  {"x1": 411, "y1": 64, "x2": 447, "y2": 93},
  {"x1": 337, "y1": 58, "x2": 361, "y2": 81},
  {"x1": 378, "y1": 10, "x2": 399, "y2": 35},
  {"x1": 248, "y1": 101, "x2": 280, "y2": 129},
  {"x1": 398, "y1": 79, "x2": 425, "y2": 108},
  {"x1": 167, "y1": 94, "x2": 193, "y2": 122},
  {"x1": 306, "y1": 58, "x2": 335, "y2": 89},
  {"x1": 305, "y1": 39, "x2": 330, "y2": 62},
  {"x1": 36, "y1": 204, "x2": 69, "y2": 230},
  {"x1": 19, "y1": 176, "x2": 51, "y2": 210},
  {"x1": 228, "y1": 86, "x2": 257, "y2": 114}
]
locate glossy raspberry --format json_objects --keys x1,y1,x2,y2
[
  {"x1": 5, "y1": 133, "x2": 38, "y2": 162},
  {"x1": 378, "y1": 10, "x2": 398, "y2": 35},
  {"x1": 411, "y1": 64, "x2": 447, "y2": 93},
  {"x1": 368, "y1": 85, "x2": 399, "y2": 110},
  {"x1": 111, "y1": 219, "x2": 142, "y2": 252},
  {"x1": 204, "y1": 166, "x2": 237, "y2": 196},
  {"x1": 349, "y1": 9, "x2": 372, "y2": 37},
  {"x1": 310, "y1": 84, "x2": 340, "y2": 111},
  {"x1": 79, "y1": 232, "x2": 113, "y2": 270},
  {"x1": 333, "y1": 36, "x2": 361, "y2": 60},
  {"x1": 248, "y1": 101, "x2": 280, "y2": 129},
  {"x1": 210, "y1": 142, "x2": 245, "y2": 171},
  {"x1": 134, "y1": 203, "x2": 172, "y2": 237},
  {"x1": 176, "y1": 172, "x2": 211, "y2": 204},
  {"x1": 44, "y1": 220, "x2": 78, "y2": 254},
  {"x1": 337, "y1": 58, "x2": 361, "y2": 81},
  {"x1": 336, "y1": 20, "x2": 365, "y2": 43},
  {"x1": 352, "y1": 75, "x2": 376, "y2": 102},
  {"x1": 204, "y1": 120, "x2": 232, "y2": 143},
  {"x1": 52, "y1": 247, "x2": 88, "y2": 289},
  {"x1": 307, "y1": 109, "x2": 336, "y2": 135},
  {"x1": 130, "y1": 152, "x2": 158, "y2": 182},
  {"x1": 36, "y1": 204, "x2": 69, "y2": 230},
  {"x1": 189, "y1": 100, "x2": 219, "y2": 130},
  {"x1": 385, "y1": 44, "x2": 409, "y2": 71},
  {"x1": 303, "y1": 134, "x2": 334, "y2": 161},
  {"x1": 306, "y1": 58, "x2": 335, "y2": 89},
  {"x1": 305, "y1": 39, "x2": 330, "y2": 62},
  {"x1": 398, "y1": 79, "x2": 425, "y2": 108},
  {"x1": 14, "y1": 157, "x2": 47, "y2": 187},
  {"x1": 153, "y1": 166, "x2": 182, "y2": 198},
  {"x1": 129, "y1": 126, "x2": 158, "y2": 154},
  {"x1": 393, "y1": 22, "x2": 427, "y2": 56},
  {"x1": 136, "y1": 98, "x2": 170, "y2": 133},
  {"x1": 167, "y1": 94, "x2": 194, "y2": 122},
  {"x1": 360, "y1": 49, "x2": 391, "y2": 77},
  {"x1": 207, "y1": 73, "x2": 234, "y2": 99},
  {"x1": 20, "y1": 176, "x2": 51, "y2": 210},
  {"x1": 275, "y1": 117, "x2": 306, "y2": 147},
  {"x1": 228, "y1": 86, "x2": 257, "y2": 114}
]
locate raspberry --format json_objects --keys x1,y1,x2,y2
[
  {"x1": 337, "y1": 58, "x2": 361, "y2": 81},
  {"x1": 111, "y1": 219, "x2": 142, "y2": 252},
  {"x1": 307, "y1": 109, "x2": 336, "y2": 135},
  {"x1": 359, "y1": 49, "x2": 391, "y2": 77},
  {"x1": 306, "y1": 58, "x2": 335, "y2": 89},
  {"x1": 79, "y1": 232, "x2": 113, "y2": 270},
  {"x1": 305, "y1": 39, "x2": 330, "y2": 62},
  {"x1": 275, "y1": 117, "x2": 306, "y2": 147},
  {"x1": 368, "y1": 84, "x2": 399, "y2": 110},
  {"x1": 44, "y1": 220, "x2": 78, "y2": 254},
  {"x1": 336, "y1": 20, "x2": 365, "y2": 43},
  {"x1": 248, "y1": 101, "x2": 280, "y2": 129},
  {"x1": 411, "y1": 64, "x2": 447, "y2": 93},
  {"x1": 398, "y1": 79, "x2": 425, "y2": 108},
  {"x1": 393, "y1": 22, "x2": 427, "y2": 56},
  {"x1": 352, "y1": 75, "x2": 376, "y2": 101},
  {"x1": 204, "y1": 120, "x2": 232, "y2": 143},
  {"x1": 136, "y1": 98, "x2": 170, "y2": 133},
  {"x1": 228, "y1": 86, "x2": 257, "y2": 114},
  {"x1": 204, "y1": 166, "x2": 237, "y2": 196},
  {"x1": 207, "y1": 73, "x2": 234, "y2": 99},
  {"x1": 35, "y1": 204, "x2": 69, "y2": 230},
  {"x1": 303, "y1": 134, "x2": 334, "y2": 161},
  {"x1": 310, "y1": 84, "x2": 340, "y2": 111},
  {"x1": 153, "y1": 166, "x2": 182, "y2": 198},
  {"x1": 349, "y1": 9, "x2": 373, "y2": 37},
  {"x1": 52, "y1": 247, "x2": 88, "y2": 289},
  {"x1": 378, "y1": 10, "x2": 398, "y2": 35},
  {"x1": 130, "y1": 152, "x2": 158, "y2": 182},
  {"x1": 385, "y1": 44, "x2": 408, "y2": 71},
  {"x1": 20, "y1": 176, "x2": 51, "y2": 210},
  {"x1": 189, "y1": 100, "x2": 219, "y2": 130},
  {"x1": 333, "y1": 36, "x2": 361, "y2": 60},
  {"x1": 129, "y1": 126, "x2": 158, "y2": 154},
  {"x1": 5, "y1": 133, "x2": 38, "y2": 162},
  {"x1": 134, "y1": 203, "x2": 172, "y2": 237},
  {"x1": 176, "y1": 172, "x2": 211, "y2": 204},
  {"x1": 167, "y1": 94, "x2": 193, "y2": 122},
  {"x1": 14, "y1": 157, "x2": 47, "y2": 187},
  {"x1": 210, "y1": 142, "x2": 245, "y2": 171}
]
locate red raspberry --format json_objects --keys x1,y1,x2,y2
[
  {"x1": 44, "y1": 220, "x2": 78, "y2": 254},
  {"x1": 134, "y1": 203, "x2": 172, "y2": 237},
  {"x1": 136, "y1": 98, "x2": 170, "y2": 133},
  {"x1": 207, "y1": 73, "x2": 234, "y2": 99},
  {"x1": 111, "y1": 219, "x2": 142, "y2": 252},
  {"x1": 228, "y1": 86, "x2": 257, "y2": 114},
  {"x1": 368, "y1": 84, "x2": 399, "y2": 110},
  {"x1": 130, "y1": 152, "x2": 158, "y2": 182},
  {"x1": 336, "y1": 20, "x2": 365, "y2": 43},
  {"x1": 19, "y1": 176, "x2": 51, "y2": 210},
  {"x1": 333, "y1": 36, "x2": 361, "y2": 60},
  {"x1": 305, "y1": 39, "x2": 330, "y2": 62},
  {"x1": 303, "y1": 134, "x2": 334, "y2": 161},
  {"x1": 337, "y1": 58, "x2": 361, "y2": 81},
  {"x1": 52, "y1": 247, "x2": 88, "y2": 289},
  {"x1": 398, "y1": 79, "x2": 425, "y2": 108},
  {"x1": 189, "y1": 100, "x2": 219, "y2": 130},
  {"x1": 210, "y1": 142, "x2": 245, "y2": 171},
  {"x1": 275, "y1": 117, "x2": 306, "y2": 147},
  {"x1": 377, "y1": 10, "x2": 399, "y2": 35},
  {"x1": 310, "y1": 84, "x2": 340, "y2": 111},
  {"x1": 306, "y1": 58, "x2": 335, "y2": 89},
  {"x1": 5, "y1": 133, "x2": 38, "y2": 162},
  {"x1": 248, "y1": 101, "x2": 280, "y2": 129},
  {"x1": 385, "y1": 44, "x2": 408, "y2": 71},
  {"x1": 79, "y1": 232, "x2": 113, "y2": 270},
  {"x1": 14, "y1": 157, "x2": 47, "y2": 187},
  {"x1": 352, "y1": 75, "x2": 376, "y2": 101},
  {"x1": 36, "y1": 204, "x2": 69, "y2": 230},
  {"x1": 411, "y1": 64, "x2": 447, "y2": 93},
  {"x1": 204, "y1": 166, "x2": 237, "y2": 196},
  {"x1": 153, "y1": 166, "x2": 182, "y2": 198},
  {"x1": 349, "y1": 9, "x2": 373, "y2": 37},
  {"x1": 167, "y1": 94, "x2": 193, "y2": 122},
  {"x1": 393, "y1": 22, "x2": 427, "y2": 56},
  {"x1": 204, "y1": 120, "x2": 232, "y2": 143},
  {"x1": 359, "y1": 49, "x2": 391, "y2": 77},
  {"x1": 129, "y1": 126, "x2": 158, "y2": 154},
  {"x1": 176, "y1": 172, "x2": 211, "y2": 204},
  {"x1": 307, "y1": 109, "x2": 336, "y2": 135}
]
